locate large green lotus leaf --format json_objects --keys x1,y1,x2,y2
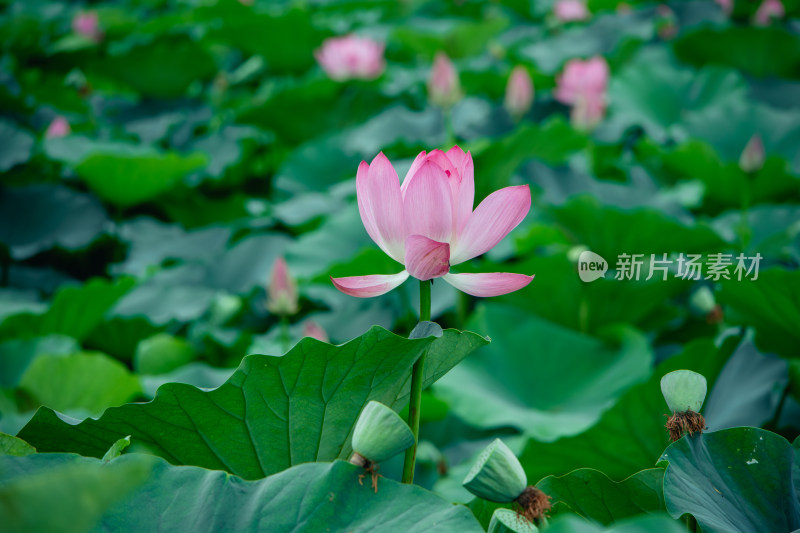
[
  {"x1": 19, "y1": 352, "x2": 141, "y2": 416},
  {"x1": 391, "y1": 16, "x2": 508, "y2": 60},
  {"x1": 84, "y1": 316, "x2": 161, "y2": 363},
  {"x1": 93, "y1": 36, "x2": 216, "y2": 98},
  {"x1": 518, "y1": 338, "x2": 728, "y2": 483},
  {"x1": 484, "y1": 253, "x2": 689, "y2": 335},
  {"x1": 75, "y1": 149, "x2": 207, "y2": 208},
  {"x1": 0, "y1": 278, "x2": 135, "y2": 343},
  {"x1": 545, "y1": 513, "x2": 685, "y2": 533},
  {"x1": 472, "y1": 117, "x2": 588, "y2": 201},
  {"x1": 637, "y1": 139, "x2": 800, "y2": 216},
  {"x1": 0, "y1": 432, "x2": 35, "y2": 456},
  {"x1": 18, "y1": 327, "x2": 487, "y2": 479},
  {"x1": 673, "y1": 26, "x2": 800, "y2": 79},
  {"x1": 718, "y1": 268, "x2": 800, "y2": 359},
  {"x1": 0, "y1": 453, "x2": 483, "y2": 533},
  {"x1": 712, "y1": 206, "x2": 800, "y2": 262},
  {"x1": 537, "y1": 468, "x2": 666, "y2": 525},
  {"x1": 435, "y1": 305, "x2": 652, "y2": 439},
  {"x1": 658, "y1": 427, "x2": 800, "y2": 533},
  {"x1": 0, "y1": 452, "x2": 154, "y2": 533},
  {"x1": 0, "y1": 335, "x2": 79, "y2": 388},
  {"x1": 603, "y1": 47, "x2": 749, "y2": 144},
  {"x1": 0, "y1": 185, "x2": 109, "y2": 260},
  {"x1": 550, "y1": 195, "x2": 726, "y2": 259},
  {"x1": 517, "y1": 10, "x2": 653, "y2": 73},
  {"x1": 703, "y1": 340, "x2": 788, "y2": 430},
  {"x1": 0, "y1": 119, "x2": 34, "y2": 171}
]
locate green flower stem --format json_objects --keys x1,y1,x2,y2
[
  {"x1": 401, "y1": 280, "x2": 431, "y2": 484},
  {"x1": 280, "y1": 316, "x2": 290, "y2": 353}
]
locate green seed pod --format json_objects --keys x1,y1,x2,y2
[
  {"x1": 463, "y1": 439, "x2": 527, "y2": 502},
  {"x1": 351, "y1": 401, "x2": 414, "y2": 463},
  {"x1": 661, "y1": 370, "x2": 707, "y2": 413},
  {"x1": 489, "y1": 508, "x2": 539, "y2": 533}
]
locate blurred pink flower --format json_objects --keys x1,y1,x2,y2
[
  {"x1": 739, "y1": 134, "x2": 765, "y2": 173},
  {"x1": 267, "y1": 257, "x2": 299, "y2": 316},
  {"x1": 754, "y1": 0, "x2": 784, "y2": 25},
  {"x1": 45, "y1": 116, "x2": 71, "y2": 138},
  {"x1": 331, "y1": 147, "x2": 534, "y2": 298},
  {"x1": 504, "y1": 66, "x2": 534, "y2": 119},
  {"x1": 72, "y1": 12, "x2": 102, "y2": 42},
  {"x1": 303, "y1": 320, "x2": 329, "y2": 343},
  {"x1": 554, "y1": 0, "x2": 590, "y2": 22},
  {"x1": 315, "y1": 35, "x2": 385, "y2": 81},
  {"x1": 555, "y1": 57, "x2": 609, "y2": 129},
  {"x1": 715, "y1": 0, "x2": 733, "y2": 15},
  {"x1": 428, "y1": 52, "x2": 462, "y2": 108}
]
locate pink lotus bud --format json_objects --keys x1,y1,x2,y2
[
  {"x1": 754, "y1": 0, "x2": 784, "y2": 25},
  {"x1": 302, "y1": 320, "x2": 329, "y2": 343},
  {"x1": 72, "y1": 12, "x2": 102, "y2": 42},
  {"x1": 571, "y1": 93, "x2": 606, "y2": 130},
  {"x1": 715, "y1": 0, "x2": 733, "y2": 16},
  {"x1": 428, "y1": 52, "x2": 462, "y2": 108},
  {"x1": 554, "y1": 0, "x2": 590, "y2": 22},
  {"x1": 267, "y1": 257, "x2": 299, "y2": 316},
  {"x1": 739, "y1": 134, "x2": 765, "y2": 173},
  {"x1": 45, "y1": 116, "x2": 71, "y2": 138},
  {"x1": 315, "y1": 35, "x2": 385, "y2": 82},
  {"x1": 504, "y1": 66, "x2": 534, "y2": 120}
]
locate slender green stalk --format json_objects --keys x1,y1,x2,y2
[
  {"x1": 401, "y1": 280, "x2": 431, "y2": 484},
  {"x1": 280, "y1": 316, "x2": 291, "y2": 353}
]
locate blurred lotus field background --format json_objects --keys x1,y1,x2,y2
[{"x1": 1, "y1": 0, "x2": 800, "y2": 531}]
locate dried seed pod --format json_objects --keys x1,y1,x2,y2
[{"x1": 462, "y1": 439, "x2": 527, "y2": 503}]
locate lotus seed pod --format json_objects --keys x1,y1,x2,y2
[
  {"x1": 489, "y1": 508, "x2": 539, "y2": 533},
  {"x1": 689, "y1": 286, "x2": 716, "y2": 315},
  {"x1": 351, "y1": 401, "x2": 414, "y2": 463},
  {"x1": 661, "y1": 370, "x2": 707, "y2": 413},
  {"x1": 463, "y1": 439, "x2": 527, "y2": 502}
]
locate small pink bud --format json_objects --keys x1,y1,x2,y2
[
  {"x1": 739, "y1": 134, "x2": 765, "y2": 173},
  {"x1": 72, "y1": 12, "x2": 102, "y2": 42},
  {"x1": 45, "y1": 116, "x2": 71, "y2": 138},
  {"x1": 267, "y1": 257, "x2": 299, "y2": 316},
  {"x1": 555, "y1": 57, "x2": 609, "y2": 130},
  {"x1": 554, "y1": 0, "x2": 590, "y2": 22},
  {"x1": 754, "y1": 0, "x2": 784, "y2": 25},
  {"x1": 428, "y1": 52, "x2": 462, "y2": 109},
  {"x1": 315, "y1": 35, "x2": 385, "y2": 82},
  {"x1": 302, "y1": 320, "x2": 329, "y2": 343},
  {"x1": 504, "y1": 66, "x2": 534, "y2": 120},
  {"x1": 715, "y1": 0, "x2": 733, "y2": 16}
]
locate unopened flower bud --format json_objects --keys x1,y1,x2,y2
[
  {"x1": 554, "y1": 0, "x2": 590, "y2": 22},
  {"x1": 428, "y1": 52, "x2": 462, "y2": 109},
  {"x1": 489, "y1": 508, "x2": 538, "y2": 533},
  {"x1": 754, "y1": 0, "x2": 784, "y2": 25},
  {"x1": 351, "y1": 401, "x2": 414, "y2": 464},
  {"x1": 302, "y1": 320, "x2": 329, "y2": 343},
  {"x1": 463, "y1": 439, "x2": 527, "y2": 503},
  {"x1": 72, "y1": 12, "x2": 102, "y2": 42},
  {"x1": 739, "y1": 134, "x2": 765, "y2": 173},
  {"x1": 504, "y1": 66, "x2": 534, "y2": 121},
  {"x1": 266, "y1": 257, "x2": 298, "y2": 316},
  {"x1": 661, "y1": 370, "x2": 707, "y2": 413},
  {"x1": 45, "y1": 116, "x2": 71, "y2": 139}
]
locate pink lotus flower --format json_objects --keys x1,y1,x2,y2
[
  {"x1": 303, "y1": 320, "x2": 329, "y2": 343},
  {"x1": 715, "y1": 0, "x2": 733, "y2": 16},
  {"x1": 555, "y1": 57, "x2": 609, "y2": 130},
  {"x1": 315, "y1": 35, "x2": 385, "y2": 81},
  {"x1": 504, "y1": 66, "x2": 534, "y2": 120},
  {"x1": 72, "y1": 12, "x2": 102, "y2": 42},
  {"x1": 267, "y1": 257, "x2": 299, "y2": 316},
  {"x1": 428, "y1": 52, "x2": 462, "y2": 108},
  {"x1": 754, "y1": 0, "x2": 784, "y2": 25},
  {"x1": 554, "y1": 0, "x2": 590, "y2": 22},
  {"x1": 331, "y1": 147, "x2": 534, "y2": 298},
  {"x1": 45, "y1": 116, "x2": 71, "y2": 138},
  {"x1": 739, "y1": 134, "x2": 765, "y2": 173}
]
